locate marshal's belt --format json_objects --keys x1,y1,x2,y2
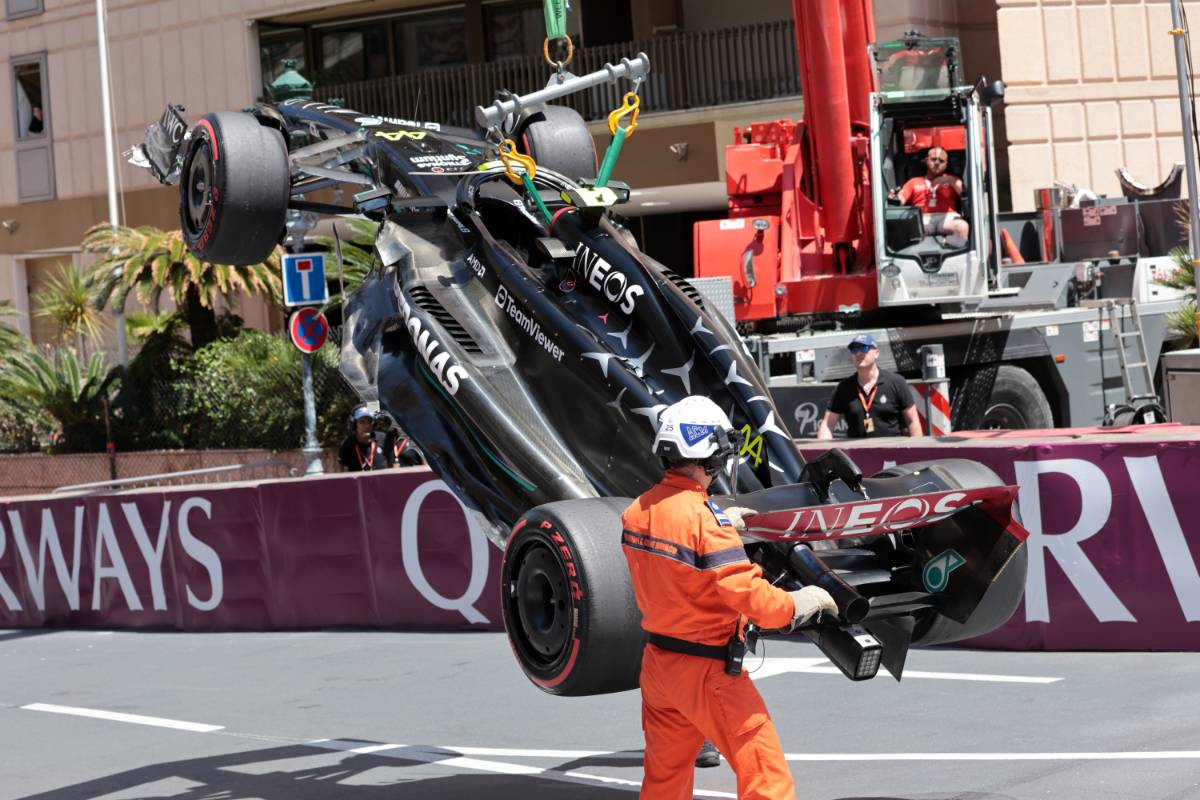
[{"x1": 647, "y1": 632, "x2": 727, "y2": 661}]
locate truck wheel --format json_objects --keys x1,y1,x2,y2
[
  {"x1": 502, "y1": 497, "x2": 644, "y2": 696},
  {"x1": 979, "y1": 365, "x2": 1053, "y2": 429},
  {"x1": 179, "y1": 112, "x2": 290, "y2": 266},
  {"x1": 517, "y1": 105, "x2": 597, "y2": 183}
]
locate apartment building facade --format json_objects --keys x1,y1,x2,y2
[{"x1": 0, "y1": 0, "x2": 1190, "y2": 353}]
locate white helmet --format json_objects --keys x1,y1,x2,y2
[{"x1": 652, "y1": 396, "x2": 742, "y2": 474}]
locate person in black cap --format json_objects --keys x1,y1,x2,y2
[
  {"x1": 339, "y1": 404, "x2": 390, "y2": 471},
  {"x1": 816, "y1": 333, "x2": 922, "y2": 439}
]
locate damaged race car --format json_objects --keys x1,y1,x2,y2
[{"x1": 132, "y1": 52, "x2": 1028, "y2": 697}]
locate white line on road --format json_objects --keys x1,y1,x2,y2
[
  {"x1": 352, "y1": 742, "x2": 1200, "y2": 763},
  {"x1": 308, "y1": 739, "x2": 736, "y2": 797},
  {"x1": 748, "y1": 657, "x2": 1062, "y2": 683},
  {"x1": 20, "y1": 703, "x2": 224, "y2": 733},
  {"x1": 782, "y1": 751, "x2": 1200, "y2": 761}
]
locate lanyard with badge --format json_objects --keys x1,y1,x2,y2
[
  {"x1": 356, "y1": 440, "x2": 376, "y2": 470},
  {"x1": 858, "y1": 384, "x2": 878, "y2": 434}
]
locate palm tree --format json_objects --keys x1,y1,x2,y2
[
  {"x1": 1161, "y1": 241, "x2": 1198, "y2": 347},
  {"x1": 33, "y1": 262, "x2": 107, "y2": 355},
  {"x1": 82, "y1": 224, "x2": 282, "y2": 349},
  {"x1": 308, "y1": 217, "x2": 379, "y2": 313},
  {"x1": 1, "y1": 348, "x2": 119, "y2": 452},
  {"x1": 0, "y1": 300, "x2": 26, "y2": 360}
]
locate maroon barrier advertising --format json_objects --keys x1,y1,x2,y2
[
  {"x1": 0, "y1": 471, "x2": 502, "y2": 631},
  {"x1": 3, "y1": 434, "x2": 1198, "y2": 650},
  {"x1": 799, "y1": 434, "x2": 1200, "y2": 651}
]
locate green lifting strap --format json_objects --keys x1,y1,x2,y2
[
  {"x1": 543, "y1": 0, "x2": 569, "y2": 41},
  {"x1": 522, "y1": 174, "x2": 553, "y2": 224},
  {"x1": 595, "y1": 126, "x2": 628, "y2": 189}
]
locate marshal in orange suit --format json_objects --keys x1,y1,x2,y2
[{"x1": 622, "y1": 396, "x2": 836, "y2": 800}]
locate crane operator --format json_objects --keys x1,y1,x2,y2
[
  {"x1": 622, "y1": 396, "x2": 837, "y2": 800},
  {"x1": 890, "y1": 146, "x2": 969, "y2": 240}
]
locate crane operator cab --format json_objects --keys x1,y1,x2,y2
[{"x1": 869, "y1": 34, "x2": 1005, "y2": 308}]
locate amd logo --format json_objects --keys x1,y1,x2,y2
[
  {"x1": 571, "y1": 247, "x2": 644, "y2": 316},
  {"x1": 399, "y1": 294, "x2": 468, "y2": 395}
]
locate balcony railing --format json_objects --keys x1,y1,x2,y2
[{"x1": 314, "y1": 19, "x2": 800, "y2": 128}]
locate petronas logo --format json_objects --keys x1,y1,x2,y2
[{"x1": 923, "y1": 549, "x2": 965, "y2": 593}]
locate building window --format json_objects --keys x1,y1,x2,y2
[
  {"x1": 486, "y1": 2, "x2": 542, "y2": 61},
  {"x1": 13, "y1": 59, "x2": 45, "y2": 139},
  {"x1": 395, "y1": 9, "x2": 467, "y2": 73},
  {"x1": 5, "y1": 0, "x2": 43, "y2": 20},
  {"x1": 260, "y1": 27, "x2": 307, "y2": 91},
  {"x1": 11, "y1": 53, "x2": 54, "y2": 202},
  {"x1": 318, "y1": 24, "x2": 391, "y2": 83}
]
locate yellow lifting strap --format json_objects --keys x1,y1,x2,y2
[
  {"x1": 596, "y1": 92, "x2": 641, "y2": 188},
  {"x1": 542, "y1": 35, "x2": 575, "y2": 69},
  {"x1": 497, "y1": 138, "x2": 536, "y2": 185},
  {"x1": 496, "y1": 138, "x2": 553, "y2": 223},
  {"x1": 607, "y1": 91, "x2": 641, "y2": 137}
]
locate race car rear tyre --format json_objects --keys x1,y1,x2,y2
[
  {"x1": 502, "y1": 497, "x2": 644, "y2": 696},
  {"x1": 179, "y1": 112, "x2": 289, "y2": 266},
  {"x1": 516, "y1": 105, "x2": 597, "y2": 183}
]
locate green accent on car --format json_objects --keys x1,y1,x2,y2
[{"x1": 417, "y1": 361, "x2": 538, "y2": 493}]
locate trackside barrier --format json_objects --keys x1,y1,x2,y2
[
  {"x1": 0, "y1": 470, "x2": 502, "y2": 631},
  {"x1": 3, "y1": 429, "x2": 1199, "y2": 650}
]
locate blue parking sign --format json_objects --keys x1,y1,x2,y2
[{"x1": 283, "y1": 252, "x2": 329, "y2": 307}]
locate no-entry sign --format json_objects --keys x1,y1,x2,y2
[{"x1": 289, "y1": 307, "x2": 329, "y2": 353}]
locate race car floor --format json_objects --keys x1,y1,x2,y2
[{"x1": 1, "y1": 629, "x2": 1197, "y2": 800}]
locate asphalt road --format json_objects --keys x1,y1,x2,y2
[{"x1": 1, "y1": 629, "x2": 1197, "y2": 800}]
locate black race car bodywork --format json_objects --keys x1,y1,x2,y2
[{"x1": 136, "y1": 64, "x2": 1028, "y2": 696}]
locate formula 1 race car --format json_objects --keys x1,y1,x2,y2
[{"x1": 133, "y1": 55, "x2": 1028, "y2": 696}]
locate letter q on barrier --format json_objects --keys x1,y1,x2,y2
[{"x1": 401, "y1": 480, "x2": 491, "y2": 625}]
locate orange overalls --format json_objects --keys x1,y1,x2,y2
[{"x1": 622, "y1": 472, "x2": 797, "y2": 800}]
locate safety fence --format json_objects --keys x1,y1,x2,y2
[
  {"x1": 1, "y1": 432, "x2": 1197, "y2": 649},
  {"x1": 0, "y1": 470, "x2": 498, "y2": 630},
  {"x1": 315, "y1": 19, "x2": 801, "y2": 127}
]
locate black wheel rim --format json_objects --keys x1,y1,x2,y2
[
  {"x1": 509, "y1": 539, "x2": 572, "y2": 668},
  {"x1": 183, "y1": 141, "x2": 214, "y2": 237},
  {"x1": 982, "y1": 402, "x2": 1028, "y2": 430}
]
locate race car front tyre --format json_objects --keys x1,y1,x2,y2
[
  {"x1": 179, "y1": 111, "x2": 290, "y2": 266},
  {"x1": 502, "y1": 497, "x2": 644, "y2": 696},
  {"x1": 516, "y1": 105, "x2": 597, "y2": 183}
]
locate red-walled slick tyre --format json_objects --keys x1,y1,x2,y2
[
  {"x1": 179, "y1": 111, "x2": 289, "y2": 266},
  {"x1": 502, "y1": 497, "x2": 644, "y2": 696}
]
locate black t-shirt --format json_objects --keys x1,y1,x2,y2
[
  {"x1": 827, "y1": 369, "x2": 915, "y2": 438},
  {"x1": 339, "y1": 432, "x2": 389, "y2": 471}
]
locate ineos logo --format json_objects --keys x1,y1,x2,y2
[
  {"x1": 401, "y1": 480, "x2": 491, "y2": 624},
  {"x1": 571, "y1": 247, "x2": 644, "y2": 315}
]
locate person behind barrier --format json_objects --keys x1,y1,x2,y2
[
  {"x1": 622, "y1": 396, "x2": 837, "y2": 800},
  {"x1": 338, "y1": 404, "x2": 389, "y2": 472},
  {"x1": 889, "y1": 146, "x2": 969, "y2": 240},
  {"x1": 384, "y1": 426, "x2": 426, "y2": 467},
  {"x1": 817, "y1": 334, "x2": 921, "y2": 440}
]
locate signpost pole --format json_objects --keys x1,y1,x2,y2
[
  {"x1": 1170, "y1": 0, "x2": 1200, "y2": 260},
  {"x1": 301, "y1": 352, "x2": 324, "y2": 476}
]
